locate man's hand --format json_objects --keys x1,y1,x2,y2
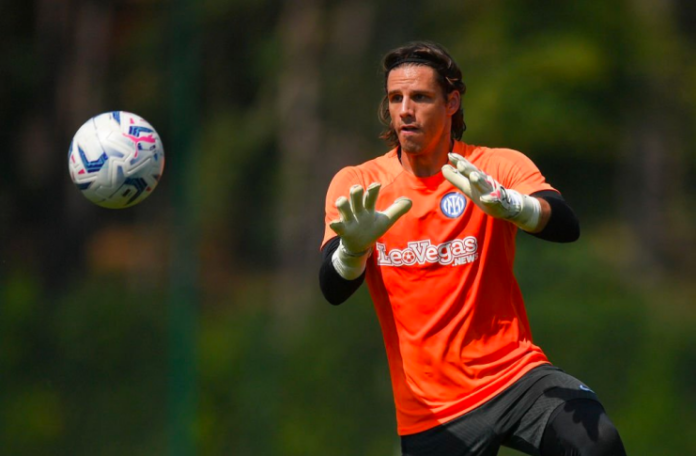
[
  {"x1": 442, "y1": 153, "x2": 541, "y2": 232},
  {"x1": 329, "y1": 183, "x2": 412, "y2": 279},
  {"x1": 330, "y1": 183, "x2": 412, "y2": 254}
]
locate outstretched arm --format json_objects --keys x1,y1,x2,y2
[
  {"x1": 319, "y1": 182, "x2": 412, "y2": 305},
  {"x1": 442, "y1": 153, "x2": 579, "y2": 241},
  {"x1": 442, "y1": 153, "x2": 543, "y2": 232}
]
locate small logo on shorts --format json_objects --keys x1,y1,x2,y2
[
  {"x1": 441, "y1": 192, "x2": 466, "y2": 218},
  {"x1": 579, "y1": 384, "x2": 594, "y2": 393}
]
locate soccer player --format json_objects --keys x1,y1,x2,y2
[{"x1": 319, "y1": 41, "x2": 627, "y2": 456}]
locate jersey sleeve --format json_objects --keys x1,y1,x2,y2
[
  {"x1": 487, "y1": 148, "x2": 557, "y2": 196},
  {"x1": 321, "y1": 166, "x2": 366, "y2": 249}
]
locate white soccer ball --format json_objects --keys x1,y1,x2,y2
[{"x1": 68, "y1": 111, "x2": 165, "y2": 209}]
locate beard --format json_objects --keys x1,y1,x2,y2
[
  {"x1": 398, "y1": 128, "x2": 428, "y2": 155},
  {"x1": 399, "y1": 138, "x2": 424, "y2": 155}
]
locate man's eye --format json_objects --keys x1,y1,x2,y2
[{"x1": 390, "y1": 95, "x2": 402, "y2": 103}]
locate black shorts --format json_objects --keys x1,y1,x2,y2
[{"x1": 401, "y1": 364, "x2": 601, "y2": 456}]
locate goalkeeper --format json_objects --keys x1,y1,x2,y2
[{"x1": 319, "y1": 41, "x2": 626, "y2": 456}]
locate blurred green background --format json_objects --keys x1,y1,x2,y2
[{"x1": 2, "y1": 1, "x2": 696, "y2": 455}]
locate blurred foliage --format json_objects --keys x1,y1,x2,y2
[{"x1": 2, "y1": 0, "x2": 696, "y2": 455}]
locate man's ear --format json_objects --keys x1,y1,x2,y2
[{"x1": 447, "y1": 91, "x2": 461, "y2": 116}]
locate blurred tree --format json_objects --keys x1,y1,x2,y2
[
  {"x1": 617, "y1": 0, "x2": 696, "y2": 281},
  {"x1": 275, "y1": 0, "x2": 325, "y2": 323},
  {"x1": 274, "y1": 0, "x2": 380, "y2": 325},
  {"x1": 10, "y1": 1, "x2": 115, "y2": 290}
]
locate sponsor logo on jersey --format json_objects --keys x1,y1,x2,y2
[
  {"x1": 579, "y1": 384, "x2": 594, "y2": 393},
  {"x1": 440, "y1": 192, "x2": 466, "y2": 218},
  {"x1": 376, "y1": 237, "x2": 479, "y2": 267}
]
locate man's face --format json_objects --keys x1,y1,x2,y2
[{"x1": 387, "y1": 65, "x2": 459, "y2": 156}]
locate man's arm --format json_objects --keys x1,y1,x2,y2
[
  {"x1": 319, "y1": 182, "x2": 412, "y2": 305},
  {"x1": 319, "y1": 236, "x2": 365, "y2": 305},
  {"x1": 443, "y1": 153, "x2": 579, "y2": 242},
  {"x1": 528, "y1": 190, "x2": 580, "y2": 243}
]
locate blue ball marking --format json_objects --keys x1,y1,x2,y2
[
  {"x1": 128, "y1": 126, "x2": 154, "y2": 136},
  {"x1": 78, "y1": 146, "x2": 108, "y2": 173},
  {"x1": 124, "y1": 177, "x2": 148, "y2": 204}
]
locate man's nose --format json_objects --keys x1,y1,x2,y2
[{"x1": 399, "y1": 98, "x2": 414, "y2": 118}]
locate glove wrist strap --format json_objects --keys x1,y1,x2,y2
[
  {"x1": 339, "y1": 243, "x2": 371, "y2": 258},
  {"x1": 506, "y1": 190, "x2": 541, "y2": 232},
  {"x1": 332, "y1": 242, "x2": 372, "y2": 280}
]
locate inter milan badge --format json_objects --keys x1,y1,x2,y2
[{"x1": 441, "y1": 192, "x2": 466, "y2": 218}]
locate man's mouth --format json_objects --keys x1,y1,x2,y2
[{"x1": 401, "y1": 125, "x2": 419, "y2": 134}]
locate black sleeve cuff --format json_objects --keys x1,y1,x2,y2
[
  {"x1": 319, "y1": 236, "x2": 366, "y2": 305},
  {"x1": 528, "y1": 190, "x2": 580, "y2": 243}
]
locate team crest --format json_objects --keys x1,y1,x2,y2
[{"x1": 441, "y1": 192, "x2": 466, "y2": 218}]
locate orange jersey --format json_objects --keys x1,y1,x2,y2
[{"x1": 322, "y1": 141, "x2": 557, "y2": 435}]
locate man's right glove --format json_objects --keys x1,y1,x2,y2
[
  {"x1": 442, "y1": 153, "x2": 541, "y2": 232},
  {"x1": 329, "y1": 183, "x2": 412, "y2": 279}
]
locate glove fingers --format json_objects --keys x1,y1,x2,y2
[
  {"x1": 447, "y1": 152, "x2": 465, "y2": 169},
  {"x1": 442, "y1": 164, "x2": 473, "y2": 197},
  {"x1": 363, "y1": 182, "x2": 381, "y2": 212},
  {"x1": 335, "y1": 196, "x2": 355, "y2": 223},
  {"x1": 382, "y1": 197, "x2": 412, "y2": 225},
  {"x1": 449, "y1": 153, "x2": 479, "y2": 178},
  {"x1": 328, "y1": 219, "x2": 346, "y2": 236},
  {"x1": 349, "y1": 185, "x2": 365, "y2": 215},
  {"x1": 469, "y1": 171, "x2": 495, "y2": 194}
]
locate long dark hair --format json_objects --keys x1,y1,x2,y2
[{"x1": 378, "y1": 41, "x2": 466, "y2": 147}]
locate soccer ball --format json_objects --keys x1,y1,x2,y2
[{"x1": 68, "y1": 111, "x2": 165, "y2": 209}]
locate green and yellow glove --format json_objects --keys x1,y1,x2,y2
[
  {"x1": 329, "y1": 183, "x2": 412, "y2": 279},
  {"x1": 442, "y1": 153, "x2": 541, "y2": 232}
]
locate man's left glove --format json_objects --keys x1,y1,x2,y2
[
  {"x1": 442, "y1": 153, "x2": 541, "y2": 232},
  {"x1": 329, "y1": 183, "x2": 412, "y2": 279}
]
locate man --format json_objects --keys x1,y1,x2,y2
[{"x1": 319, "y1": 41, "x2": 626, "y2": 456}]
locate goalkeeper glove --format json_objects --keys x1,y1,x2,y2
[
  {"x1": 329, "y1": 183, "x2": 412, "y2": 279},
  {"x1": 442, "y1": 153, "x2": 541, "y2": 232}
]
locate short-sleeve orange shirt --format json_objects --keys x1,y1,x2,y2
[{"x1": 321, "y1": 141, "x2": 556, "y2": 435}]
